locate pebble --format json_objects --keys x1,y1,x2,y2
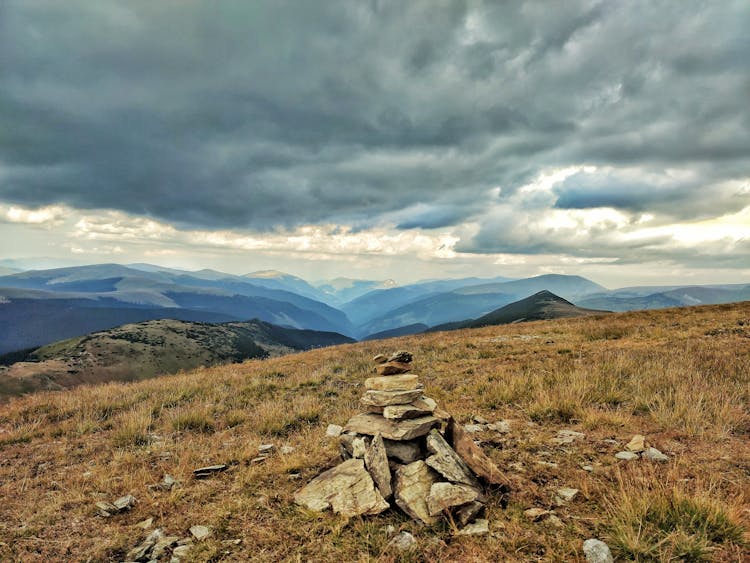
[
  {"x1": 554, "y1": 487, "x2": 579, "y2": 504},
  {"x1": 615, "y1": 451, "x2": 639, "y2": 461},
  {"x1": 189, "y1": 525, "x2": 211, "y2": 541},
  {"x1": 258, "y1": 444, "x2": 275, "y2": 454},
  {"x1": 642, "y1": 447, "x2": 669, "y2": 462},
  {"x1": 581, "y1": 464, "x2": 594, "y2": 472},
  {"x1": 524, "y1": 508, "x2": 551, "y2": 521},
  {"x1": 552, "y1": 429, "x2": 585, "y2": 445},
  {"x1": 135, "y1": 517, "x2": 154, "y2": 529},
  {"x1": 487, "y1": 420, "x2": 511, "y2": 433},
  {"x1": 582, "y1": 538, "x2": 614, "y2": 563},
  {"x1": 326, "y1": 424, "x2": 343, "y2": 437},
  {"x1": 464, "y1": 424, "x2": 486, "y2": 434},
  {"x1": 387, "y1": 531, "x2": 417, "y2": 551},
  {"x1": 625, "y1": 434, "x2": 646, "y2": 453}
]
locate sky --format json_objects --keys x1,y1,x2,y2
[{"x1": 1, "y1": 0, "x2": 749, "y2": 287}]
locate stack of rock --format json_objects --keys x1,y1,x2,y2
[{"x1": 294, "y1": 351, "x2": 507, "y2": 533}]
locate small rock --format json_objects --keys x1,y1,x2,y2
[
  {"x1": 554, "y1": 487, "x2": 579, "y2": 505},
  {"x1": 551, "y1": 429, "x2": 585, "y2": 445},
  {"x1": 159, "y1": 474, "x2": 176, "y2": 490},
  {"x1": 472, "y1": 415, "x2": 489, "y2": 424},
  {"x1": 547, "y1": 514, "x2": 565, "y2": 528},
  {"x1": 258, "y1": 444, "x2": 275, "y2": 454},
  {"x1": 352, "y1": 437, "x2": 368, "y2": 459},
  {"x1": 221, "y1": 538, "x2": 242, "y2": 546},
  {"x1": 642, "y1": 447, "x2": 669, "y2": 462},
  {"x1": 280, "y1": 445, "x2": 295, "y2": 454},
  {"x1": 388, "y1": 351, "x2": 413, "y2": 364},
  {"x1": 173, "y1": 545, "x2": 191, "y2": 558},
  {"x1": 464, "y1": 424, "x2": 486, "y2": 434},
  {"x1": 455, "y1": 500, "x2": 485, "y2": 527},
  {"x1": 383, "y1": 439, "x2": 422, "y2": 464},
  {"x1": 625, "y1": 434, "x2": 646, "y2": 453},
  {"x1": 394, "y1": 460, "x2": 440, "y2": 524},
  {"x1": 535, "y1": 461, "x2": 559, "y2": 468},
  {"x1": 151, "y1": 535, "x2": 179, "y2": 558},
  {"x1": 615, "y1": 451, "x2": 639, "y2": 461},
  {"x1": 364, "y1": 433, "x2": 392, "y2": 499},
  {"x1": 326, "y1": 423, "x2": 343, "y2": 437},
  {"x1": 136, "y1": 518, "x2": 154, "y2": 529},
  {"x1": 582, "y1": 538, "x2": 614, "y2": 563},
  {"x1": 360, "y1": 388, "x2": 424, "y2": 407},
  {"x1": 487, "y1": 420, "x2": 511, "y2": 433},
  {"x1": 193, "y1": 464, "x2": 227, "y2": 478},
  {"x1": 581, "y1": 465, "x2": 594, "y2": 472},
  {"x1": 113, "y1": 494, "x2": 136, "y2": 511},
  {"x1": 426, "y1": 482, "x2": 480, "y2": 516},
  {"x1": 345, "y1": 413, "x2": 440, "y2": 441},
  {"x1": 95, "y1": 501, "x2": 117, "y2": 517},
  {"x1": 387, "y1": 531, "x2": 417, "y2": 551},
  {"x1": 457, "y1": 518, "x2": 489, "y2": 536},
  {"x1": 373, "y1": 354, "x2": 388, "y2": 364},
  {"x1": 250, "y1": 456, "x2": 268, "y2": 464},
  {"x1": 189, "y1": 525, "x2": 211, "y2": 541},
  {"x1": 524, "y1": 508, "x2": 551, "y2": 521}
]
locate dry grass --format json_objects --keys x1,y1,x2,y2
[{"x1": 0, "y1": 302, "x2": 749, "y2": 561}]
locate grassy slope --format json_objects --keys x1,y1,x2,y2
[{"x1": 0, "y1": 303, "x2": 748, "y2": 561}]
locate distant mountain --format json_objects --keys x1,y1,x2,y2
[
  {"x1": 0, "y1": 318, "x2": 354, "y2": 397},
  {"x1": 354, "y1": 274, "x2": 604, "y2": 337},
  {"x1": 314, "y1": 277, "x2": 398, "y2": 305},
  {"x1": 430, "y1": 291, "x2": 607, "y2": 332},
  {"x1": 363, "y1": 323, "x2": 429, "y2": 341},
  {"x1": 243, "y1": 270, "x2": 331, "y2": 303},
  {"x1": 579, "y1": 285, "x2": 750, "y2": 312}
]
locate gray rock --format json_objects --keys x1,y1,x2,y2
[
  {"x1": 113, "y1": 494, "x2": 136, "y2": 511},
  {"x1": 445, "y1": 418, "x2": 507, "y2": 486},
  {"x1": 424, "y1": 429, "x2": 480, "y2": 488},
  {"x1": 364, "y1": 433, "x2": 392, "y2": 499},
  {"x1": 193, "y1": 464, "x2": 227, "y2": 478},
  {"x1": 294, "y1": 458, "x2": 389, "y2": 517},
  {"x1": 383, "y1": 439, "x2": 422, "y2": 464},
  {"x1": 360, "y1": 388, "x2": 424, "y2": 407},
  {"x1": 464, "y1": 424, "x2": 486, "y2": 434},
  {"x1": 615, "y1": 451, "x2": 639, "y2": 461},
  {"x1": 352, "y1": 437, "x2": 368, "y2": 459},
  {"x1": 135, "y1": 517, "x2": 154, "y2": 529},
  {"x1": 345, "y1": 413, "x2": 440, "y2": 441},
  {"x1": 426, "y1": 482, "x2": 480, "y2": 517},
  {"x1": 554, "y1": 487, "x2": 579, "y2": 505},
  {"x1": 189, "y1": 525, "x2": 211, "y2": 541},
  {"x1": 95, "y1": 501, "x2": 118, "y2": 517},
  {"x1": 258, "y1": 444, "x2": 275, "y2": 454},
  {"x1": 394, "y1": 460, "x2": 440, "y2": 524},
  {"x1": 582, "y1": 538, "x2": 614, "y2": 563},
  {"x1": 487, "y1": 420, "x2": 511, "y2": 433},
  {"x1": 642, "y1": 447, "x2": 669, "y2": 462},
  {"x1": 457, "y1": 518, "x2": 489, "y2": 536},
  {"x1": 551, "y1": 429, "x2": 585, "y2": 445},
  {"x1": 173, "y1": 545, "x2": 191, "y2": 558},
  {"x1": 126, "y1": 529, "x2": 163, "y2": 562},
  {"x1": 387, "y1": 531, "x2": 417, "y2": 551},
  {"x1": 326, "y1": 424, "x2": 343, "y2": 437},
  {"x1": 472, "y1": 415, "x2": 489, "y2": 424},
  {"x1": 151, "y1": 536, "x2": 179, "y2": 558},
  {"x1": 455, "y1": 500, "x2": 485, "y2": 527}
]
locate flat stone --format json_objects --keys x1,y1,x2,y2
[
  {"x1": 193, "y1": 464, "x2": 227, "y2": 478},
  {"x1": 361, "y1": 388, "x2": 424, "y2": 407},
  {"x1": 326, "y1": 424, "x2": 343, "y2": 437},
  {"x1": 383, "y1": 439, "x2": 422, "y2": 464},
  {"x1": 457, "y1": 518, "x2": 489, "y2": 536},
  {"x1": 135, "y1": 517, "x2": 154, "y2": 529},
  {"x1": 365, "y1": 374, "x2": 420, "y2": 391},
  {"x1": 95, "y1": 501, "x2": 117, "y2": 517},
  {"x1": 583, "y1": 539, "x2": 614, "y2": 563},
  {"x1": 250, "y1": 456, "x2": 269, "y2": 464},
  {"x1": 547, "y1": 514, "x2": 565, "y2": 528},
  {"x1": 464, "y1": 424, "x2": 486, "y2": 433},
  {"x1": 554, "y1": 487, "x2": 579, "y2": 505},
  {"x1": 113, "y1": 494, "x2": 136, "y2": 511},
  {"x1": 376, "y1": 362, "x2": 411, "y2": 375},
  {"x1": 625, "y1": 434, "x2": 646, "y2": 453},
  {"x1": 642, "y1": 447, "x2": 668, "y2": 462},
  {"x1": 524, "y1": 508, "x2": 551, "y2": 521},
  {"x1": 426, "y1": 482, "x2": 480, "y2": 516},
  {"x1": 551, "y1": 429, "x2": 585, "y2": 445},
  {"x1": 455, "y1": 500, "x2": 485, "y2": 527},
  {"x1": 373, "y1": 354, "x2": 388, "y2": 364},
  {"x1": 345, "y1": 413, "x2": 440, "y2": 441},
  {"x1": 472, "y1": 415, "x2": 489, "y2": 424},
  {"x1": 258, "y1": 444, "x2": 275, "y2": 454},
  {"x1": 387, "y1": 531, "x2": 417, "y2": 551},
  {"x1": 394, "y1": 460, "x2": 440, "y2": 524},
  {"x1": 173, "y1": 545, "x2": 191, "y2": 558},
  {"x1": 424, "y1": 429, "x2": 480, "y2": 488},
  {"x1": 615, "y1": 451, "x2": 639, "y2": 461},
  {"x1": 487, "y1": 420, "x2": 511, "y2": 433},
  {"x1": 190, "y1": 525, "x2": 211, "y2": 541},
  {"x1": 151, "y1": 536, "x2": 179, "y2": 558},
  {"x1": 445, "y1": 418, "x2": 508, "y2": 486},
  {"x1": 388, "y1": 351, "x2": 413, "y2": 364},
  {"x1": 383, "y1": 397, "x2": 437, "y2": 419},
  {"x1": 126, "y1": 529, "x2": 163, "y2": 561},
  {"x1": 364, "y1": 433, "x2": 392, "y2": 499},
  {"x1": 294, "y1": 458, "x2": 389, "y2": 517}
]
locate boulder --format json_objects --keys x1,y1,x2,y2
[
  {"x1": 445, "y1": 418, "x2": 508, "y2": 486},
  {"x1": 394, "y1": 460, "x2": 440, "y2": 524},
  {"x1": 345, "y1": 413, "x2": 440, "y2": 441},
  {"x1": 294, "y1": 458, "x2": 389, "y2": 517},
  {"x1": 361, "y1": 388, "x2": 424, "y2": 407},
  {"x1": 424, "y1": 429, "x2": 480, "y2": 488},
  {"x1": 426, "y1": 482, "x2": 480, "y2": 516},
  {"x1": 364, "y1": 434, "x2": 392, "y2": 499},
  {"x1": 365, "y1": 374, "x2": 420, "y2": 391}
]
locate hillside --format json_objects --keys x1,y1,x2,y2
[
  {"x1": 430, "y1": 291, "x2": 607, "y2": 332},
  {"x1": 0, "y1": 319, "x2": 354, "y2": 398},
  {"x1": 0, "y1": 302, "x2": 747, "y2": 561}
]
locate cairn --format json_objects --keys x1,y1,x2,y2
[{"x1": 294, "y1": 351, "x2": 507, "y2": 531}]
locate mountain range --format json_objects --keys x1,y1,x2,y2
[{"x1": 0, "y1": 263, "x2": 748, "y2": 354}]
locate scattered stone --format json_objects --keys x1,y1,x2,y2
[
  {"x1": 136, "y1": 518, "x2": 154, "y2": 529},
  {"x1": 376, "y1": 362, "x2": 411, "y2": 375},
  {"x1": 464, "y1": 424, "x2": 486, "y2": 434},
  {"x1": 554, "y1": 487, "x2": 579, "y2": 505},
  {"x1": 582, "y1": 538, "x2": 614, "y2": 563},
  {"x1": 581, "y1": 464, "x2": 594, "y2": 472},
  {"x1": 258, "y1": 444, "x2": 275, "y2": 454},
  {"x1": 161, "y1": 474, "x2": 176, "y2": 490},
  {"x1": 345, "y1": 413, "x2": 440, "y2": 441},
  {"x1": 250, "y1": 456, "x2": 269, "y2": 465},
  {"x1": 113, "y1": 494, "x2": 136, "y2": 511},
  {"x1": 95, "y1": 501, "x2": 118, "y2": 517},
  {"x1": 524, "y1": 508, "x2": 551, "y2": 521},
  {"x1": 426, "y1": 482, "x2": 480, "y2": 516},
  {"x1": 173, "y1": 544, "x2": 191, "y2": 558},
  {"x1": 221, "y1": 539, "x2": 242, "y2": 546},
  {"x1": 547, "y1": 514, "x2": 565, "y2": 528},
  {"x1": 383, "y1": 439, "x2": 422, "y2": 464},
  {"x1": 364, "y1": 434, "x2": 392, "y2": 499},
  {"x1": 280, "y1": 445, "x2": 295, "y2": 454},
  {"x1": 551, "y1": 429, "x2": 585, "y2": 445},
  {"x1": 615, "y1": 451, "x2": 639, "y2": 461},
  {"x1": 642, "y1": 447, "x2": 669, "y2": 462},
  {"x1": 394, "y1": 460, "x2": 440, "y2": 524},
  {"x1": 386, "y1": 531, "x2": 417, "y2": 551},
  {"x1": 326, "y1": 424, "x2": 343, "y2": 437},
  {"x1": 457, "y1": 518, "x2": 489, "y2": 536},
  {"x1": 193, "y1": 464, "x2": 227, "y2": 478},
  {"x1": 373, "y1": 354, "x2": 388, "y2": 364},
  {"x1": 455, "y1": 500, "x2": 485, "y2": 527},
  {"x1": 151, "y1": 535, "x2": 179, "y2": 558},
  {"x1": 294, "y1": 458, "x2": 389, "y2": 517},
  {"x1": 487, "y1": 420, "x2": 511, "y2": 433},
  {"x1": 361, "y1": 388, "x2": 424, "y2": 407},
  {"x1": 535, "y1": 461, "x2": 559, "y2": 469},
  {"x1": 425, "y1": 429, "x2": 480, "y2": 488},
  {"x1": 625, "y1": 434, "x2": 646, "y2": 453},
  {"x1": 445, "y1": 419, "x2": 508, "y2": 486},
  {"x1": 365, "y1": 374, "x2": 420, "y2": 391},
  {"x1": 189, "y1": 525, "x2": 211, "y2": 541},
  {"x1": 126, "y1": 529, "x2": 163, "y2": 561},
  {"x1": 388, "y1": 351, "x2": 413, "y2": 364},
  {"x1": 472, "y1": 415, "x2": 489, "y2": 424}
]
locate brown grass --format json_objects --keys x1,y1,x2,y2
[{"x1": 0, "y1": 303, "x2": 749, "y2": 561}]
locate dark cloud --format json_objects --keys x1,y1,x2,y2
[{"x1": 0, "y1": 0, "x2": 748, "y2": 264}]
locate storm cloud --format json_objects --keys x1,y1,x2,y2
[{"x1": 0, "y1": 0, "x2": 749, "y2": 266}]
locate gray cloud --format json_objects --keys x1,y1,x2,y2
[{"x1": 0, "y1": 0, "x2": 749, "y2": 265}]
